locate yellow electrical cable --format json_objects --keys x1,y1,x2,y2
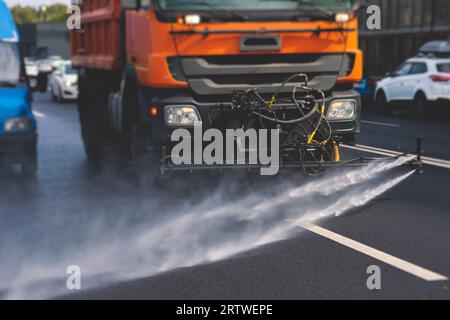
[
  {"x1": 307, "y1": 102, "x2": 326, "y2": 144},
  {"x1": 268, "y1": 96, "x2": 276, "y2": 109},
  {"x1": 334, "y1": 141, "x2": 340, "y2": 162}
]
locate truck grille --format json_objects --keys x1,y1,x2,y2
[{"x1": 173, "y1": 53, "x2": 355, "y2": 95}]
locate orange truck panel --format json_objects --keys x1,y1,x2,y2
[{"x1": 72, "y1": 1, "x2": 362, "y2": 88}]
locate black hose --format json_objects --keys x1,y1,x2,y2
[{"x1": 250, "y1": 103, "x2": 319, "y2": 124}]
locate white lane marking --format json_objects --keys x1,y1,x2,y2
[
  {"x1": 299, "y1": 222, "x2": 448, "y2": 282},
  {"x1": 342, "y1": 144, "x2": 450, "y2": 170},
  {"x1": 361, "y1": 120, "x2": 400, "y2": 128},
  {"x1": 33, "y1": 111, "x2": 45, "y2": 118}
]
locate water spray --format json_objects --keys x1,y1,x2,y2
[{"x1": 1, "y1": 151, "x2": 421, "y2": 299}]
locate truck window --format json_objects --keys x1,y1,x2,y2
[
  {"x1": 158, "y1": 0, "x2": 352, "y2": 11},
  {"x1": 437, "y1": 63, "x2": 450, "y2": 74},
  {"x1": 0, "y1": 41, "x2": 20, "y2": 85}
]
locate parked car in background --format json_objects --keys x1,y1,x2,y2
[
  {"x1": 419, "y1": 40, "x2": 450, "y2": 59},
  {"x1": 36, "y1": 59, "x2": 53, "y2": 73},
  {"x1": 48, "y1": 55, "x2": 63, "y2": 70},
  {"x1": 49, "y1": 60, "x2": 78, "y2": 101},
  {"x1": 25, "y1": 59, "x2": 38, "y2": 77},
  {"x1": 25, "y1": 59, "x2": 39, "y2": 88},
  {"x1": 374, "y1": 55, "x2": 450, "y2": 115}
]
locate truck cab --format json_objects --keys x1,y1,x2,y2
[
  {"x1": 0, "y1": 0, "x2": 39, "y2": 176},
  {"x1": 72, "y1": 0, "x2": 363, "y2": 174}
]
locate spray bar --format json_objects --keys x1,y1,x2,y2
[{"x1": 159, "y1": 138, "x2": 423, "y2": 176}]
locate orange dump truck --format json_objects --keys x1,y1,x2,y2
[{"x1": 72, "y1": 0, "x2": 363, "y2": 174}]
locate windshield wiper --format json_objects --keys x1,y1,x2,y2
[
  {"x1": 204, "y1": 10, "x2": 250, "y2": 22},
  {"x1": 264, "y1": 0, "x2": 335, "y2": 19},
  {"x1": 297, "y1": 0, "x2": 336, "y2": 16}
]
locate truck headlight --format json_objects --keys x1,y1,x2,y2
[
  {"x1": 64, "y1": 80, "x2": 72, "y2": 87},
  {"x1": 327, "y1": 100, "x2": 356, "y2": 120},
  {"x1": 335, "y1": 12, "x2": 350, "y2": 23},
  {"x1": 4, "y1": 117, "x2": 33, "y2": 133},
  {"x1": 165, "y1": 106, "x2": 201, "y2": 126}
]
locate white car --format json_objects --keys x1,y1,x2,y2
[
  {"x1": 25, "y1": 60, "x2": 39, "y2": 77},
  {"x1": 49, "y1": 61, "x2": 78, "y2": 101},
  {"x1": 36, "y1": 59, "x2": 53, "y2": 73},
  {"x1": 25, "y1": 61, "x2": 39, "y2": 88},
  {"x1": 374, "y1": 57, "x2": 450, "y2": 114},
  {"x1": 48, "y1": 55, "x2": 64, "y2": 69}
]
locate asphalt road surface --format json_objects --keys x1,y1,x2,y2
[{"x1": 1, "y1": 93, "x2": 450, "y2": 300}]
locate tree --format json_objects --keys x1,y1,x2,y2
[
  {"x1": 45, "y1": 3, "x2": 68, "y2": 23},
  {"x1": 11, "y1": 3, "x2": 68, "y2": 24},
  {"x1": 10, "y1": 6, "x2": 39, "y2": 24}
]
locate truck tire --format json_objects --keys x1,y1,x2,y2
[
  {"x1": 78, "y1": 69, "x2": 106, "y2": 165},
  {"x1": 121, "y1": 67, "x2": 158, "y2": 183},
  {"x1": 122, "y1": 70, "x2": 142, "y2": 161}
]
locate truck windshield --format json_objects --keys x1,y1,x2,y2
[
  {"x1": 0, "y1": 42, "x2": 20, "y2": 86},
  {"x1": 65, "y1": 64, "x2": 77, "y2": 75},
  {"x1": 157, "y1": 0, "x2": 352, "y2": 11}
]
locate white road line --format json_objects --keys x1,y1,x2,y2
[
  {"x1": 299, "y1": 222, "x2": 448, "y2": 282},
  {"x1": 361, "y1": 120, "x2": 400, "y2": 128},
  {"x1": 342, "y1": 144, "x2": 450, "y2": 170},
  {"x1": 33, "y1": 111, "x2": 45, "y2": 118}
]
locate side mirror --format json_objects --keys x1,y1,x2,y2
[
  {"x1": 36, "y1": 72, "x2": 48, "y2": 93},
  {"x1": 121, "y1": 0, "x2": 140, "y2": 9}
]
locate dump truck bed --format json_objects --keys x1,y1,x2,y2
[{"x1": 71, "y1": 0, "x2": 122, "y2": 70}]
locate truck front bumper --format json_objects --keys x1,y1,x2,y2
[
  {"x1": 0, "y1": 134, "x2": 37, "y2": 163},
  {"x1": 146, "y1": 89, "x2": 361, "y2": 145}
]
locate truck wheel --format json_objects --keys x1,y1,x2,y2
[
  {"x1": 375, "y1": 91, "x2": 388, "y2": 115},
  {"x1": 128, "y1": 123, "x2": 145, "y2": 160},
  {"x1": 22, "y1": 150, "x2": 38, "y2": 177},
  {"x1": 126, "y1": 122, "x2": 149, "y2": 184},
  {"x1": 78, "y1": 70, "x2": 105, "y2": 165},
  {"x1": 122, "y1": 70, "x2": 158, "y2": 184}
]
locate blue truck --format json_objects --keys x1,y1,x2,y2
[{"x1": 0, "y1": 0, "x2": 46, "y2": 176}]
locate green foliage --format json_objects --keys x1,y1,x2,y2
[
  {"x1": 10, "y1": 3, "x2": 68, "y2": 24},
  {"x1": 45, "y1": 3, "x2": 68, "y2": 23},
  {"x1": 10, "y1": 6, "x2": 39, "y2": 24}
]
